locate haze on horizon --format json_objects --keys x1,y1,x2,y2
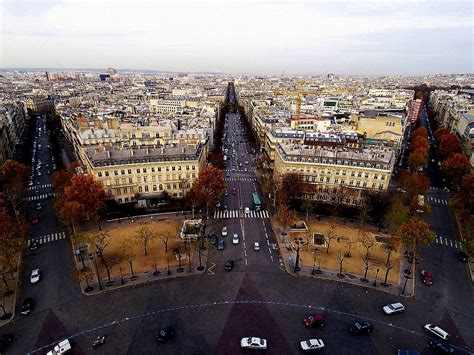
[{"x1": 0, "y1": 0, "x2": 472, "y2": 76}]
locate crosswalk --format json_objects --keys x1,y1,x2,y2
[
  {"x1": 435, "y1": 235, "x2": 461, "y2": 249},
  {"x1": 28, "y1": 231, "x2": 67, "y2": 246},
  {"x1": 224, "y1": 177, "x2": 257, "y2": 182},
  {"x1": 224, "y1": 169, "x2": 255, "y2": 173},
  {"x1": 24, "y1": 192, "x2": 59, "y2": 201},
  {"x1": 28, "y1": 183, "x2": 52, "y2": 191},
  {"x1": 214, "y1": 209, "x2": 270, "y2": 219},
  {"x1": 429, "y1": 187, "x2": 449, "y2": 192},
  {"x1": 426, "y1": 196, "x2": 448, "y2": 206}
]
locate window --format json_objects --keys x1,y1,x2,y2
[
  {"x1": 143, "y1": 168, "x2": 147, "y2": 173},
  {"x1": 114, "y1": 170, "x2": 118, "y2": 176},
  {"x1": 152, "y1": 176, "x2": 156, "y2": 182},
  {"x1": 166, "y1": 183, "x2": 171, "y2": 189},
  {"x1": 374, "y1": 174, "x2": 378, "y2": 180},
  {"x1": 105, "y1": 171, "x2": 109, "y2": 177},
  {"x1": 320, "y1": 177, "x2": 324, "y2": 182},
  {"x1": 129, "y1": 177, "x2": 133, "y2": 183},
  {"x1": 178, "y1": 166, "x2": 182, "y2": 171},
  {"x1": 128, "y1": 169, "x2": 132, "y2": 174},
  {"x1": 137, "y1": 169, "x2": 141, "y2": 173},
  {"x1": 151, "y1": 167, "x2": 155, "y2": 172},
  {"x1": 137, "y1": 177, "x2": 142, "y2": 183},
  {"x1": 172, "y1": 166, "x2": 175, "y2": 171},
  {"x1": 349, "y1": 180, "x2": 354, "y2": 186},
  {"x1": 365, "y1": 173, "x2": 369, "y2": 178},
  {"x1": 159, "y1": 184, "x2": 163, "y2": 191},
  {"x1": 192, "y1": 165, "x2": 196, "y2": 170},
  {"x1": 186, "y1": 165, "x2": 189, "y2": 170},
  {"x1": 145, "y1": 185, "x2": 149, "y2": 192},
  {"x1": 144, "y1": 176, "x2": 148, "y2": 183},
  {"x1": 379, "y1": 183, "x2": 384, "y2": 190},
  {"x1": 115, "y1": 179, "x2": 120, "y2": 185},
  {"x1": 158, "y1": 167, "x2": 161, "y2": 172},
  {"x1": 153, "y1": 185, "x2": 157, "y2": 192},
  {"x1": 120, "y1": 170, "x2": 124, "y2": 175},
  {"x1": 98, "y1": 172, "x2": 102, "y2": 177},
  {"x1": 381, "y1": 175, "x2": 385, "y2": 180},
  {"x1": 138, "y1": 186, "x2": 142, "y2": 193},
  {"x1": 351, "y1": 171, "x2": 355, "y2": 177}
]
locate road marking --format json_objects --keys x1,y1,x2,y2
[{"x1": 270, "y1": 255, "x2": 273, "y2": 262}]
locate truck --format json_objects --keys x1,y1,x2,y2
[{"x1": 47, "y1": 339, "x2": 71, "y2": 355}]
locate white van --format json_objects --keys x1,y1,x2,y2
[{"x1": 424, "y1": 324, "x2": 450, "y2": 340}]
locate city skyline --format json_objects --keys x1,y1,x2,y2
[{"x1": 1, "y1": 0, "x2": 473, "y2": 75}]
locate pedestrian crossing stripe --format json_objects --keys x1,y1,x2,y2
[
  {"x1": 426, "y1": 196, "x2": 448, "y2": 205},
  {"x1": 224, "y1": 177, "x2": 257, "y2": 182},
  {"x1": 213, "y1": 209, "x2": 270, "y2": 219},
  {"x1": 24, "y1": 192, "x2": 59, "y2": 201},
  {"x1": 28, "y1": 231, "x2": 67, "y2": 246},
  {"x1": 27, "y1": 183, "x2": 52, "y2": 191},
  {"x1": 435, "y1": 236, "x2": 461, "y2": 249}
]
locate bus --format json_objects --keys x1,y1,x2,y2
[{"x1": 252, "y1": 192, "x2": 261, "y2": 211}]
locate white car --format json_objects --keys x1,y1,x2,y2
[
  {"x1": 383, "y1": 302, "x2": 405, "y2": 315},
  {"x1": 232, "y1": 233, "x2": 239, "y2": 244},
  {"x1": 244, "y1": 207, "x2": 250, "y2": 214},
  {"x1": 424, "y1": 324, "x2": 450, "y2": 340},
  {"x1": 300, "y1": 338, "x2": 325, "y2": 351},
  {"x1": 222, "y1": 227, "x2": 228, "y2": 236},
  {"x1": 30, "y1": 269, "x2": 40, "y2": 284},
  {"x1": 240, "y1": 337, "x2": 267, "y2": 350},
  {"x1": 253, "y1": 242, "x2": 260, "y2": 251}
]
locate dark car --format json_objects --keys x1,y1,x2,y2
[
  {"x1": 457, "y1": 251, "x2": 469, "y2": 263},
  {"x1": 397, "y1": 351, "x2": 420, "y2": 355},
  {"x1": 421, "y1": 270, "x2": 433, "y2": 285},
  {"x1": 156, "y1": 327, "x2": 174, "y2": 343},
  {"x1": 209, "y1": 234, "x2": 218, "y2": 245},
  {"x1": 20, "y1": 297, "x2": 35, "y2": 315},
  {"x1": 217, "y1": 240, "x2": 224, "y2": 250},
  {"x1": 349, "y1": 321, "x2": 373, "y2": 335},
  {"x1": 0, "y1": 333, "x2": 13, "y2": 353},
  {"x1": 224, "y1": 260, "x2": 234, "y2": 271},
  {"x1": 303, "y1": 314, "x2": 325, "y2": 328},
  {"x1": 29, "y1": 241, "x2": 39, "y2": 251},
  {"x1": 35, "y1": 203, "x2": 42, "y2": 211},
  {"x1": 428, "y1": 339, "x2": 455, "y2": 353}
]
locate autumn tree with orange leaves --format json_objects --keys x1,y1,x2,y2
[
  {"x1": 398, "y1": 218, "x2": 435, "y2": 261},
  {"x1": 187, "y1": 165, "x2": 226, "y2": 217},
  {"x1": 438, "y1": 133, "x2": 461, "y2": 159},
  {"x1": 0, "y1": 160, "x2": 29, "y2": 220},
  {"x1": 441, "y1": 153, "x2": 471, "y2": 191}
]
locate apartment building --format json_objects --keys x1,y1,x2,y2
[
  {"x1": 0, "y1": 101, "x2": 29, "y2": 164},
  {"x1": 82, "y1": 144, "x2": 206, "y2": 203},
  {"x1": 25, "y1": 96, "x2": 55, "y2": 114},
  {"x1": 149, "y1": 99, "x2": 186, "y2": 113},
  {"x1": 273, "y1": 142, "x2": 394, "y2": 205}
]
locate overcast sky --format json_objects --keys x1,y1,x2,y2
[{"x1": 0, "y1": 0, "x2": 472, "y2": 75}]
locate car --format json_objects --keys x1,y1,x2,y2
[
  {"x1": 224, "y1": 260, "x2": 234, "y2": 271},
  {"x1": 349, "y1": 321, "x2": 373, "y2": 335},
  {"x1": 421, "y1": 270, "x2": 433, "y2": 285},
  {"x1": 397, "y1": 350, "x2": 421, "y2": 355},
  {"x1": 217, "y1": 240, "x2": 225, "y2": 250},
  {"x1": 31, "y1": 214, "x2": 39, "y2": 224},
  {"x1": 300, "y1": 338, "x2": 325, "y2": 351},
  {"x1": 253, "y1": 242, "x2": 260, "y2": 251},
  {"x1": 244, "y1": 207, "x2": 250, "y2": 214},
  {"x1": 209, "y1": 234, "x2": 218, "y2": 245},
  {"x1": 224, "y1": 191, "x2": 228, "y2": 196},
  {"x1": 0, "y1": 333, "x2": 13, "y2": 353},
  {"x1": 424, "y1": 324, "x2": 450, "y2": 340},
  {"x1": 241, "y1": 154, "x2": 244, "y2": 157},
  {"x1": 216, "y1": 202, "x2": 221, "y2": 208},
  {"x1": 156, "y1": 326, "x2": 174, "y2": 343},
  {"x1": 28, "y1": 181, "x2": 33, "y2": 186},
  {"x1": 244, "y1": 168, "x2": 248, "y2": 172},
  {"x1": 239, "y1": 163, "x2": 243, "y2": 167},
  {"x1": 29, "y1": 241, "x2": 39, "y2": 251},
  {"x1": 303, "y1": 314, "x2": 325, "y2": 328},
  {"x1": 245, "y1": 161, "x2": 248, "y2": 165},
  {"x1": 226, "y1": 173, "x2": 230, "y2": 177},
  {"x1": 240, "y1": 337, "x2": 267, "y2": 350},
  {"x1": 428, "y1": 339, "x2": 455, "y2": 353},
  {"x1": 20, "y1": 297, "x2": 35, "y2": 315},
  {"x1": 37, "y1": 172, "x2": 42, "y2": 176},
  {"x1": 30, "y1": 269, "x2": 40, "y2": 284},
  {"x1": 232, "y1": 233, "x2": 239, "y2": 244},
  {"x1": 383, "y1": 302, "x2": 405, "y2": 315},
  {"x1": 457, "y1": 250, "x2": 469, "y2": 263},
  {"x1": 35, "y1": 203, "x2": 42, "y2": 211},
  {"x1": 223, "y1": 205, "x2": 228, "y2": 210},
  {"x1": 222, "y1": 227, "x2": 228, "y2": 236}
]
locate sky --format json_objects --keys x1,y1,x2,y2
[{"x1": 0, "y1": 0, "x2": 473, "y2": 75}]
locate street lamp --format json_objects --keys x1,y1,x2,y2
[
  {"x1": 89, "y1": 253, "x2": 102, "y2": 291},
  {"x1": 373, "y1": 268, "x2": 380, "y2": 287},
  {"x1": 292, "y1": 237, "x2": 309, "y2": 273}
]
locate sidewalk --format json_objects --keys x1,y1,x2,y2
[
  {"x1": 271, "y1": 219, "x2": 415, "y2": 298},
  {"x1": 77, "y1": 249, "x2": 207, "y2": 296},
  {"x1": 0, "y1": 254, "x2": 22, "y2": 327}
]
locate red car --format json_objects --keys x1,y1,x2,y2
[
  {"x1": 421, "y1": 270, "x2": 433, "y2": 285},
  {"x1": 303, "y1": 314, "x2": 325, "y2": 328}
]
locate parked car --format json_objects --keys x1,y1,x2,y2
[
  {"x1": 0, "y1": 333, "x2": 13, "y2": 353},
  {"x1": 349, "y1": 321, "x2": 372, "y2": 335},
  {"x1": 217, "y1": 240, "x2": 225, "y2": 250},
  {"x1": 421, "y1": 270, "x2": 433, "y2": 285},
  {"x1": 300, "y1": 338, "x2": 325, "y2": 351},
  {"x1": 240, "y1": 337, "x2": 267, "y2": 350},
  {"x1": 224, "y1": 260, "x2": 234, "y2": 271},
  {"x1": 428, "y1": 339, "x2": 454, "y2": 353},
  {"x1": 30, "y1": 269, "x2": 40, "y2": 284},
  {"x1": 424, "y1": 324, "x2": 450, "y2": 340},
  {"x1": 209, "y1": 234, "x2": 218, "y2": 245},
  {"x1": 457, "y1": 250, "x2": 469, "y2": 263},
  {"x1": 156, "y1": 326, "x2": 175, "y2": 343},
  {"x1": 232, "y1": 233, "x2": 239, "y2": 244},
  {"x1": 20, "y1": 297, "x2": 35, "y2": 315},
  {"x1": 303, "y1": 314, "x2": 325, "y2": 328},
  {"x1": 35, "y1": 203, "x2": 42, "y2": 211},
  {"x1": 383, "y1": 302, "x2": 405, "y2": 315},
  {"x1": 29, "y1": 241, "x2": 39, "y2": 251},
  {"x1": 222, "y1": 227, "x2": 228, "y2": 237}
]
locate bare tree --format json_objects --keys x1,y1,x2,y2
[
  {"x1": 82, "y1": 231, "x2": 110, "y2": 265},
  {"x1": 324, "y1": 221, "x2": 337, "y2": 254},
  {"x1": 103, "y1": 256, "x2": 119, "y2": 282},
  {"x1": 158, "y1": 230, "x2": 174, "y2": 253},
  {"x1": 337, "y1": 250, "x2": 346, "y2": 277},
  {"x1": 361, "y1": 252, "x2": 371, "y2": 282},
  {"x1": 135, "y1": 226, "x2": 156, "y2": 256},
  {"x1": 120, "y1": 239, "x2": 136, "y2": 277}
]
